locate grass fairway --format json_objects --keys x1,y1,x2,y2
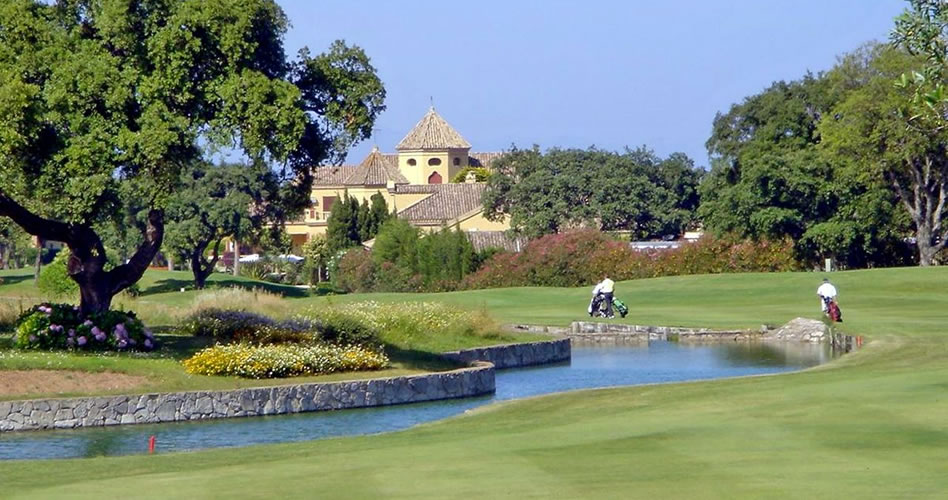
[{"x1": 1, "y1": 267, "x2": 948, "y2": 498}]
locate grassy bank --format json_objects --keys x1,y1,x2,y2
[
  {"x1": 0, "y1": 273, "x2": 544, "y2": 400},
  {"x1": 0, "y1": 267, "x2": 945, "y2": 497}
]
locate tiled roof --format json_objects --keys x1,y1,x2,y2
[
  {"x1": 396, "y1": 183, "x2": 486, "y2": 224},
  {"x1": 313, "y1": 165, "x2": 357, "y2": 186},
  {"x1": 464, "y1": 231, "x2": 526, "y2": 253},
  {"x1": 396, "y1": 107, "x2": 471, "y2": 150},
  {"x1": 468, "y1": 152, "x2": 505, "y2": 169},
  {"x1": 342, "y1": 147, "x2": 409, "y2": 186}
]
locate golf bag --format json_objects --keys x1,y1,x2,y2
[
  {"x1": 823, "y1": 296, "x2": 842, "y2": 323},
  {"x1": 613, "y1": 297, "x2": 629, "y2": 318},
  {"x1": 588, "y1": 293, "x2": 628, "y2": 318}
]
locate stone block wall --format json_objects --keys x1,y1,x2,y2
[
  {"x1": 0, "y1": 362, "x2": 494, "y2": 432},
  {"x1": 441, "y1": 339, "x2": 571, "y2": 369},
  {"x1": 568, "y1": 321, "x2": 760, "y2": 342}
]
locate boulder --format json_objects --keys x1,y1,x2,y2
[{"x1": 764, "y1": 317, "x2": 829, "y2": 343}]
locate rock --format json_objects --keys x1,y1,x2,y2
[{"x1": 764, "y1": 317, "x2": 829, "y2": 342}]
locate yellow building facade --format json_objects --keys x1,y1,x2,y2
[{"x1": 284, "y1": 107, "x2": 512, "y2": 250}]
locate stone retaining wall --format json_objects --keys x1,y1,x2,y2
[
  {"x1": 568, "y1": 321, "x2": 762, "y2": 342},
  {"x1": 0, "y1": 362, "x2": 494, "y2": 432},
  {"x1": 441, "y1": 339, "x2": 571, "y2": 369},
  {"x1": 0, "y1": 339, "x2": 570, "y2": 433}
]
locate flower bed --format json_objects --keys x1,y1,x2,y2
[
  {"x1": 182, "y1": 343, "x2": 389, "y2": 378},
  {"x1": 180, "y1": 308, "x2": 315, "y2": 344},
  {"x1": 14, "y1": 303, "x2": 156, "y2": 352}
]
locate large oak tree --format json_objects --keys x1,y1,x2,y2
[{"x1": 0, "y1": 0, "x2": 384, "y2": 312}]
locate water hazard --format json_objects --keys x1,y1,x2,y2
[{"x1": 0, "y1": 341, "x2": 834, "y2": 460}]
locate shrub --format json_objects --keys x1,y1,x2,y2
[
  {"x1": 182, "y1": 343, "x2": 389, "y2": 378},
  {"x1": 310, "y1": 310, "x2": 380, "y2": 346},
  {"x1": 462, "y1": 230, "x2": 800, "y2": 289},
  {"x1": 13, "y1": 303, "x2": 156, "y2": 351},
  {"x1": 37, "y1": 250, "x2": 78, "y2": 299},
  {"x1": 179, "y1": 308, "x2": 314, "y2": 344},
  {"x1": 333, "y1": 248, "x2": 377, "y2": 293}
]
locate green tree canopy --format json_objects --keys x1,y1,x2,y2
[
  {"x1": 165, "y1": 161, "x2": 281, "y2": 289},
  {"x1": 700, "y1": 44, "x2": 914, "y2": 268},
  {"x1": 0, "y1": 0, "x2": 384, "y2": 312},
  {"x1": 483, "y1": 147, "x2": 702, "y2": 239}
]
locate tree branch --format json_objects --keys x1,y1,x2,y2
[
  {"x1": 107, "y1": 209, "x2": 164, "y2": 295},
  {"x1": 0, "y1": 191, "x2": 74, "y2": 244},
  {"x1": 890, "y1": 171, "x2": 920, "y2": 221}
]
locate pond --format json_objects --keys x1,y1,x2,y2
[{"x1": 0, "y1": 340, "x2": 834, "y2": 460}]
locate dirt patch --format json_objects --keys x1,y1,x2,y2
[{"x1": 0, "y1": 370, "x2": 149, "y2": 398}]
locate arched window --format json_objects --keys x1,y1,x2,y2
[
  {"x1": 407, "y1": 158, "x2": 416, "y2": 166},
  {"x1": 428, "y1": 171, "x2": 443, "y2": 184},
  {"x1": 427, "y1": 157, "x2": 442, "y2": 166},
  {"x1": 453, "y1": 157, "x2": 461, "y2": 166}
]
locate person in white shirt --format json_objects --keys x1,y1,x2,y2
[
  {"x1": 817, "y1": 278, "x2": 838, "y2": 313},
  {"x1": 599, "y1": 275, "x2": 616, "y2": 318}
]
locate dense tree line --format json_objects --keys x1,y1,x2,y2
[{"x1": 483, "y1": 147, "x2": 702, "y2": 240}]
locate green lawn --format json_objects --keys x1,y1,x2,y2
[{"x1": 1, "y1": 267, "x2": 948, "y2": 498}]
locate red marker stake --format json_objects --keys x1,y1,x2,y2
[{"x1": 148, "y1": 435, "x2": 156, "y2": 454}]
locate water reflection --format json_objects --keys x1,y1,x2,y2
[{"x1": 0, "y1": 341, "x2": 835, "y2": 460}]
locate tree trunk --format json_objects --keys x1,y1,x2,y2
[
  {"x1": 890, "y1": 162, "x2": 947, "y2": 267},
  {"x1": 33, "y1": 239, "x2": 42, "y2": 284},
  {"x1": 1, "y1": 191, "x2": 166, "y2": 315},
  {"x1": 233, "y1": 238, "x2": 240, "y2": 276},
  {"x1": 167, "y1": 254, "x2": 174, "y2": 271},
  {"x1": 191, "y1": 254, "x2": 210, "y2": 289}
]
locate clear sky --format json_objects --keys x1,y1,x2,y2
[{"x1": 278, "y1": 0, "x2": 905, "y2": 168}]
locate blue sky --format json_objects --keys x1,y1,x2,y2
[{"x1": 279, "y1": 0, "x2": 905, "y2": 168}]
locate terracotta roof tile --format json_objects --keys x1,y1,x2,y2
[
  {"x1": 396, "y1": 183, "x2": 486, "y2": 223},
  {"x1": 396, "y1": 107, "x2": 471, "y2": 150},
  {"x1": 468, "y1": 152, "x2": 505, "y2": 168},
  {"x1": 342, "y1": 147, "x2": 409, "y2": 186},
  {"x1": 464, "y1": 231, "x2": 526, "y2": 252},
  {"x1": 313, "y1": 165, "x2": 357, "y2": 186}
]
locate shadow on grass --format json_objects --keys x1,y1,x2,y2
[
  {"x1": 383, "y1": 343, "x2": 460, "y2": 372},
  {"x1": 142, "y1": 278, "x2": 308, "y2": 298},
  {"x1": 0, "y1": 273, "x2": 35, "y2": 286},
  {"x1": 153, "y1": 334, "x2": 216, "y2": 360}
]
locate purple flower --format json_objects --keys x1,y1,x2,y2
[
  {"x1": 66, "y1": 337, "x2": 75, "y2": 347},
  {"x1": 83, "y1": 320, "x2": 93, "y2": 327},
  {"x1": 28, "y1": 335, "x2": 37, "y2": 343},
  {"x1": 77, "y1": 336, "x2": 87, "y2": 346},
  {"x1": 67, "y1": 329, "x2": 75, "y2": 337},
  {"x1": 144, "y1": 329, "x2": 154, "y2": 339},
  {"x1": 129, "y1": 339, "x2": 137, "y2": 346},
  {"x1": 73, "y1": 305, "x2": 80, "y2": 311},
  {"x1": 117, "y1": 339, "x2": 128, "y2": 349},
  {"x1": 144, "y1": 339, "x2": 153, "y2": 349},
  {"x1": 94, "y1": 331, "x2": 106, "y2": 342}
]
